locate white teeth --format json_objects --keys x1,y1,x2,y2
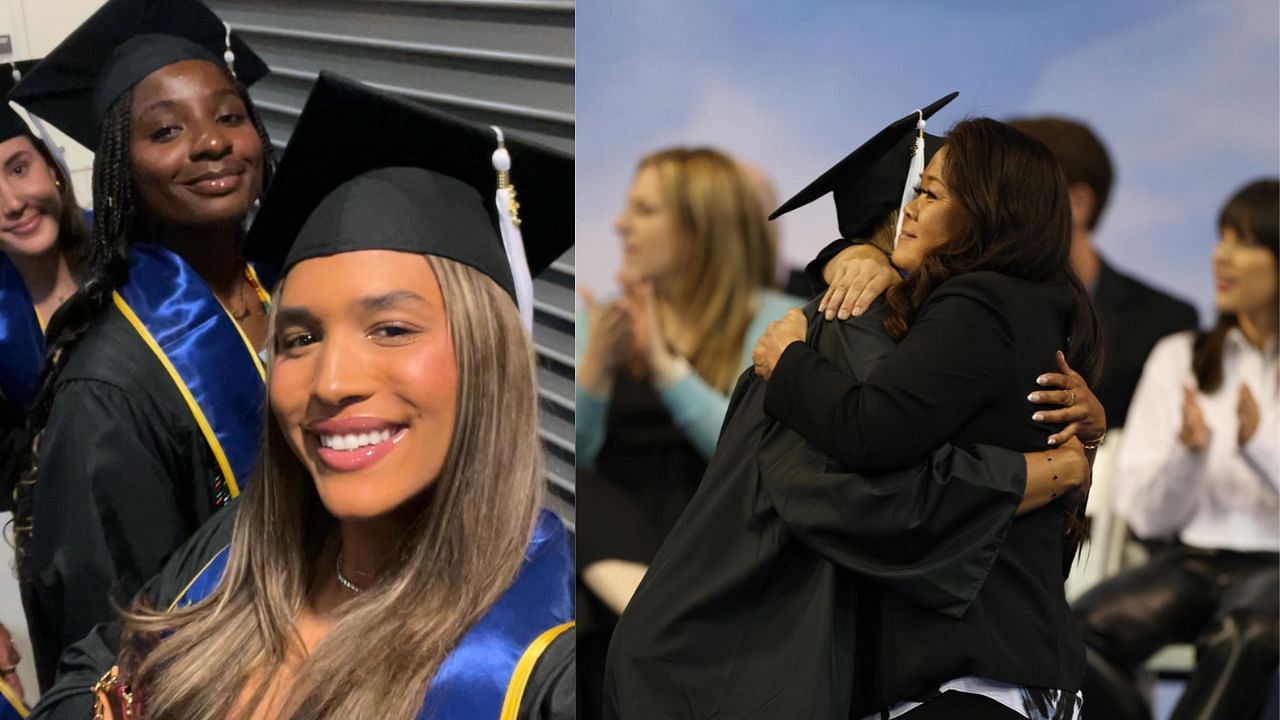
[{"x1": 318, "y1": 428, "x2": 396, "y2": 451}]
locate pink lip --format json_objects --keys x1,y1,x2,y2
[
  {"x1": 315, "y1": 427, "x2": 407, "y2": 473},
  {"x1": 4, "y1": 214, "x2": 42, "y2": 236},
  {"x1": 185, "y1": 173, "x2": 244, "y2": 196}
]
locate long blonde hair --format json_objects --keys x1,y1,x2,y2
[
  {"x1": 640, "y1": 148, "x2": 775, "y2": 391},
  {"x1": 119, "y1": 255, "x2": 544, "y2": 719}
]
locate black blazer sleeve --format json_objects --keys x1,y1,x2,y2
[{"x1": 764, "y1": 273, "x2": 1016, "y2": 474}]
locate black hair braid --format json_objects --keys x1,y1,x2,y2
[
  {"x1": 237, "y1": 78, "x2": 277, "y2": 190},
  {"x1": 14, "y1": 91, "x2": 137, "y2": 582}
]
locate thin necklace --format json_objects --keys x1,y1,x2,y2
[{"x1": 335, "y1": 551, "x2": 363, "y2": 594}]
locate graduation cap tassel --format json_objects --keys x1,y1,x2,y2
[
  {"x1": 222, "y1": 21, "x2": 237, "y2": 78},
  {"x1": 893, "y1": 110, "x2": 927, "y2": 251},
  {"x1": 491, "y1": 126, "x2": 534, "y2": 332}
]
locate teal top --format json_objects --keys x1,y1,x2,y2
[{"x1": 575, "y1": 287, "x2": 801, "y2": 471}]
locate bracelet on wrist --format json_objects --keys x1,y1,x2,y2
[{"x1": 1081, "y1": 430, "x2": 1106, "y2": 450}]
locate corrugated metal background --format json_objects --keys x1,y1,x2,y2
[{"x1": 206, "y1": 0, "x2": 576, "y2": 525}]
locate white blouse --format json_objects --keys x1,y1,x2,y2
[{"x1": 1113, "y1": 328, "x2": 1279, "y2": 552}]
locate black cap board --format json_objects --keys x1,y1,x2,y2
[
  {"x1": 9, "y1": 0, "x2": 268, "y2": 150},
  {"x1": 770, "y1": 92, "x2": 958, "y2": 241},
  {"x1": 244, "y1": 72, "x2": 573, "y2": 304},
  {"x1": 0, "y1": 60, "x2": 41, "y2": 143}
]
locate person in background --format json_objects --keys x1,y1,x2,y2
[
  {"x1": 10, "y1": 0, "x2": 275, "y2": 689},
  {"x1": 0, "y1": 59, "x2": 90, "y2": 504},
  {"x1": 575, "y1": 147, "x2": 800, "y2": 720},
  {"x1": 1006, "y1": 117, "x2": 1199, "y2": 428},
  {"x1": 1074, "y1": 178, "x2": 1279, "y2": 720}
]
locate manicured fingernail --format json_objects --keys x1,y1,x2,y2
[
  {"x1": 1028, "y1": 393, "x2": 1040, "y2": 402},
  {"x1": 1047, "y1": 437, "x2": 1057, "y2": 446},
  {"x1": 1033, "y1": 412, "x2": 1045, "y2": 422},
  {"x1": 818, "y1": 302, "x2": 827, "y2": 312},
  {"x1": 852, "y1": 305, "x2": 864, "y2": 317},
  {"x1": 825, "y1": 309, "x2": 835, "y2": 320},
  {"x1": 837, "y1": 308, "x2": 850, "y2": 320},
  {"x1": 1037, "y1": 376, "x2": 1050, "y2": 385}
]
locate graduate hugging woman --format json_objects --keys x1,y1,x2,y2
[{"x1": 30, "y1": 74, "x2": 575, "y2": 720}]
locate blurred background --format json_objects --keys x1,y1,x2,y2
[{"x1": 577, "y1": 0, "x2": 1279, "y2": 323}]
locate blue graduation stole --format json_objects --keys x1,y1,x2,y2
[
  {"x1": 0, "y1": 254, "x2": 44, "y2": 409},
  {"x1": 0, "y1": 676, "x2": 27, "y2": 719},
  {"x1": 114, "y1": 243, "x2": 265, "y2": 498},
  {"x1": 175, "y1": 510, "x2": 575, "y2": 720}
]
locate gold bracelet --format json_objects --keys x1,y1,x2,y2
[{"x1": 1081, "y1": 430, "x2": 1107, "y2": 450}]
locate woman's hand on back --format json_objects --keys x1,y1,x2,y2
[
  {"x1": 819, "y1": 244, "x2": 901, "y2": 321},
  {"x1": 1029, "y1": 351, "x2": 1106, "y2": 447}
]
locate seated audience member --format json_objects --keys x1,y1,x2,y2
[{"x1": 1075, "y1": 179, "x2": 1279, "y2": 720}]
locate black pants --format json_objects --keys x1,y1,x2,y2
[
  {"x1": 1073, "y1": 546, "x2": 1279, "y2": 720},
  {"x1": 896, "y1": 691, "x2": 1025, "y2": 719}
]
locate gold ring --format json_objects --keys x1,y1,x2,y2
[{"x1": 1067, "y1": 389, "x2": 1076, "y2": 406}]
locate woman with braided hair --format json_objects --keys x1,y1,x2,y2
[{"x1": 8, "y1": 0, "x2": 277, "y2": 690}]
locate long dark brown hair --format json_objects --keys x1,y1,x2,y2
[
  {"x1": 883, "y1": 118, "x2": 1102, "y2": 561},
  {"x1": 1193, "y1": 178, "x2": 1279, "y2": 393}
]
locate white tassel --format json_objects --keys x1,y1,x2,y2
[
  {"x1": 491, "y1": 126, "x2": 534, "y2": 332},
  {"x1": 222, "y1": 21, "x2": 237, "y2": 78},
  {"x1": 894, "y1": 110, "x2": 927, "y2": 250}
]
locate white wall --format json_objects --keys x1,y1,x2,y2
[{"x1": 0, "y1": 3, "x2": 105, "y2": 704}]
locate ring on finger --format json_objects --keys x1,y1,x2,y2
[{"x1": 1066, "y1": 389, "x2": 1076, "y2": 406}]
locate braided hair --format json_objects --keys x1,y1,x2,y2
[{"x1": 14, "y1": 72, "x2": 276, "y2": 582}]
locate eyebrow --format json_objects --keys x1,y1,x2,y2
[
  {"x1": 137, "y1": 99, "x2": 178, "y2": 120},
  {"x1": 2, "y1": 150, "x2": 30, "y2": 170},
  {"x1": 355, "y1": 290, "x2": 431, "y2": 312},
  {"x1": 922, "y1": 173, "x2": 947, "y2": 188}
]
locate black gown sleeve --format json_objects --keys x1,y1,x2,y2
[
  {"x1": 764, "y1": 273, "x2": 1016, "y2": 474},
  {"x1": 517, "y1": 628, "x2": 575, "y2": 720},
  {"x1": 28, "y1": 504, "x2": 238, "y2": 720},
  {"x1": 0, "y1": 395, "x2": 24, "y2": 512},
  {"x1": 28, "y1": 379, "x2": 200, "y2": 689}
]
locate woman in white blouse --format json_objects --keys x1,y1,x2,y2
[{"x1": 1075, "y1": 178, "x2": 1278, "y2": 720}]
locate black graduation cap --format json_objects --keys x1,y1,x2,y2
[
  {"x1": 769, "y1": 92, "x2": 958, "y2": 240},
  {"x1": 0, "y1": 60, "x2": 41, "y2": 142},
  {"x1": 9, "y1": 0, "x2": 269, "y2": 150},
  {"x1": 244, "y1": 71, "x2": 573, "y2": 307}
]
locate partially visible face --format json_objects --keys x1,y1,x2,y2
[
  {"x1": 0, "y1": 135, "x2": 63, "y2": 261},
  {"x1": 129, "y1": 60, "x2": 264, "y2": 227},
  {"x1": 892, "y1": 146, "x2": 967, "y2": 274},
  {"x1": 271, "y1": 250, "x2": 459, "y2": 521},
  {"x1": 1213, "y1": 225, "x2": 1278, "y2": 316},
  {"x1": 614, "y1": 165, "x2": 683, "y2": 281}
]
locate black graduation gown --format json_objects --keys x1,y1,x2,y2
[
  {"x1": 603, "y1": 295, "x2": 1027, "y2": 720},
  {"x1": 0, "y1": 395, "x2": 23, "y2": 511},
  {"x1": 28, "y1": 502, "x2": 575, "y2": 720},
  {"x1": 25, "y1": 306, "x2": 228, "y2": 690}
]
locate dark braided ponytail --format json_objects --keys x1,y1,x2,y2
[{"x1": 15, "y1": 68, "x2": 276, "y2": 582}]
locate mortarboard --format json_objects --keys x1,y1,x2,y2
[
  {"x1": 9, "y1": 0, "x2": 268, "y2": 150},
  {"x1": 244, "y1": 72, "x2": 573, "y2": 327},
  {"x1": 0, "y1": 60, "x2": 42, "y2": 143},
  {"x1": 770, "y1": 92, "x2": 958, "y2": 245}
]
